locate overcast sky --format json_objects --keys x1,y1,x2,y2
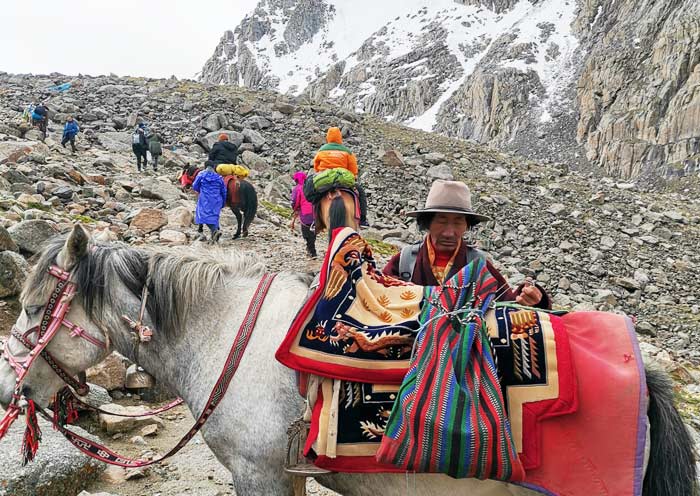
[{"x1": 1, "y1": 0, "x2": 259, "y2": 79}]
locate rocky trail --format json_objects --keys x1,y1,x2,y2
[{"x1": 0, "y1": 72, "x2": 699, "y2": 494}]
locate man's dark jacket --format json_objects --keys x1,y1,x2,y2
[{"x1": 208, "y1": 141, "x2": 238, "y2": 165}]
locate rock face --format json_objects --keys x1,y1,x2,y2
[
  {"x1": 7, "y1": 220, "x2": 58, "y2": 255},
  {"x1": 201, "y1": 0, "x2": 700, "y2": 180}
]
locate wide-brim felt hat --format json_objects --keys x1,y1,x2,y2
[{"x1": 406, "y1": 179, "x2": 491, "y2": 225}]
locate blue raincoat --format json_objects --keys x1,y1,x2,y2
[
  {"x1": 192, "y1": 169, "x2": 227, "y2": 227},
  {"x1": 63, "y1": 120, "x2": 79, "y2": 139}
]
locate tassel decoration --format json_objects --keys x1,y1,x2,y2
[{"x1": 21, "y1": 400, "x2": 42, "y2": 466}]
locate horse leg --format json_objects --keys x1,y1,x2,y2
[{"x1": 231, "y1": 206, "x2": 242, "y2": 239}]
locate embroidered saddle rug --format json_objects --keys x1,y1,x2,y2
[{"x1": 276, "y1": 228, "x2": 647, "y2": 495}]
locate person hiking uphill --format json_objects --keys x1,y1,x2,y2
[
  {"x1": 291, "y1": 171, "x2": 317, "y2": 259},
  {"x1": 313, "y1": 127, "x2": 369, "y2": 228},
  {"x1": 61, "y1": 116, "x2": 79, "y2": 153},
  {"x1": 208, "y1": 134, "x2": 238, "y2": 166},
  {"x1": 192, "y1": 161, "x2": 227, "y2": 244},
  {"x1": 32, "y1": 103, "x2": 49, "y2": 139},
  {"x1": 148, "y1": 129, "x2": 163, "y2": 171},
  {"x1": 132, "y1": 123, "x2": 149, "y2": 172}
]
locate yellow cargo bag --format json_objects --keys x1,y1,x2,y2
[{"x1": 216, "y1": 164, "x2": 250, "y2": 178}]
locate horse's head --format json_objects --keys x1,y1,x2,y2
[{"x1": 0, "y1": 225, "x2": 110, "y2": 408}]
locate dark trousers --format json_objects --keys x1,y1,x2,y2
[
  {"x1": 61, "y1": 135, "x2": 76, "y2": 152},
  {"x1": 133, "y1": 145, "x2": 148, "y2": 170},
  {"x1": 355, "y1": 182, "x2": 368, "y2": 224},
  {"x1": 301, "y1": 222, "x2": 317, "y2": 257},
  {"x1": 34, "y1": 118, "x2": 47, "y2": 139},
  {"x1": 152, "y1": 154, "x2": 160, "y2": 170}
]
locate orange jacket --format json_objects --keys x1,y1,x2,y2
[{"x1": 313, "y1": 127, "x2": 358, "y2": 177}]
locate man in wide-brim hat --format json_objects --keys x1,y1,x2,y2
[{"x1": 384, "y1": 179, "x2": 549, "y2": 308}]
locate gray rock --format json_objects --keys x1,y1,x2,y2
[
  {"x1": 200, "y1": 130, "x2": 244, "y2": 151},
  {"x1": 423, "y1": 152, "x2": 446, "y2": 165},
  {"x1": 240, "y1": 150, "x2": 269, "y2": 171},
  {"x1": 7, "y1": 219, "x2": 58, "y2": 255},
  {"x1": 426, "y1": 163, "x2": 454, "y2": 180},
  {"x1": 0, "y1": 251, "x2": 29, "y2": 298},
  {"x1": 0, "y1": 416, "x2": 103, "y2": 496},
  {"x1": 243, "y1": 115, "x2": 272, "y2": 130},
  {"x1": 547, "y1": 203, "x2": 567, "y2": 216},
  {"x1": 139, "y1": 178, "x2": 182, "y2": 201},
  {"x1": 242, "y1": 128, "x2": 266, "y2": 151},
  {"x1": 201, "y1": 113, "x2": 227, "y2": 132},
  {"x1": 0, "y1": 225, "x2": 19, "y2": 252}
]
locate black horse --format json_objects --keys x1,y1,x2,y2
[{"x1": 224, "y1": 176, "x2": 258, "y2": 238}]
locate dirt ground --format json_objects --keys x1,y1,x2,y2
[{"x1": 82, "y1": 402, "x2": 336, "y2": 496}]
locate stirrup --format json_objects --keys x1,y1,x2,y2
[{"x1": 284, "y1": 418, "x2": 332, "y2": 476}]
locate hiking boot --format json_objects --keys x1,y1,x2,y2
[
  {"x1": 360, "y1": 221, "x2": 371, "y2": 229},
  {"x1": 212, "y1": 230, "x2": 222, "y2": 243},
  {"x1": 197, "y1": 234, "x2": 207, "y2": 242}
]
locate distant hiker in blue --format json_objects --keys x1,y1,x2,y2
[
  {"x1": 61, "y1": 116, "x2": 79, "y2": 153},
  {"x1": 192, "y1": 161, "x2": 227, "y2": 244}
]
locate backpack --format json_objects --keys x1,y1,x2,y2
[
  {"x1": 132, "y1": 129, "x2": 145, "y2": 146},
  {"x1": 303, "y1": 169, "x2": 356, "y2": 204},
  {"x1": 398, "y1": 241, "x2": 486, "y2": 282}
]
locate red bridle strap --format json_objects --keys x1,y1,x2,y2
[{"x1": 39, "y1": 272, "x2": 277, "y2": 467}]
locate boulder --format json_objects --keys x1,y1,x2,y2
[
  {"x1": 138, "y1": 178, "x2": 182, "y2": 201},
  {"x1": 7, "y1": 219, "x2": 58, "y2": 255},
  {"x1": 0, "y1": 141, "x2": 44, "y2": 164},
  {"x1": 96, "y1": 132, "x2": 131, "y2": 153},
  {"x1": 85, "y1": 353, "x2": 128, "y2": 391},
  {"x1": 243, "y1": 115, "x2": 272, "y2": 130},
  {"x1": 0, "y1": 225, "x2": 19, "y2": 252},
  {"x1": 381, "y1": 149, "x2": 405, "y2": 167},
  {"x1": 274, "y1": 102, "x2": 297, "y2": 114},
  {"x1": 0, "y1": 416, "x2": 103, "y2": 496},
  {"x1": 167, "y1": 206, "x2": 193, "y2": 227},
  {"x1": 423, "y1": 152, "x2": 446, "y2": 165},
  {"x1": 426, "y1": 164, "x2": 454, "y2": 180},
  {"x1": 200, "y1": 130, "x2": 244, "y2": 151},
  {"x1": 98, "y1": 404, "x2": 165, "y2": 434},
  {"x1": 240, "y1": 150, "x2": 269, "y2": 171},
  {"x1": 159, "y1": 229, "x2": 187, "y2": 244},
  {"x1": 0, "y1": 251, "x2": 29, "y2": 298},
  {"x1": 201, "y1": 112, "x2": 228, "y2": 132},
  {"x1": 242, "y1": 128, "x2": 266, "y2": 151},
  {"x1": 129, "y1": 208, "x2": 168, "y2": 233}
]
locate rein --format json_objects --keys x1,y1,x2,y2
[{"x1": 40, "y1": 272, "x2": 276, "y2": 467}]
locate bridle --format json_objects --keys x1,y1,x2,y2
[
  {"x1": 0, "y1": 260, "x2": 277, "y2": 468},
  {"x1": 0, "y1": 264, "x2": 108, "y2": 463}
]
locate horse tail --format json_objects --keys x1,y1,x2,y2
[
  {"x1": 643, "y1": 368, "x2": 698, "y2": 496},
  {"x1": 240, "y1": 181, "x2": 258, "y2": 231},
  {"x1": 328, "y1": 194, "x2": 347, "y2": 239}
]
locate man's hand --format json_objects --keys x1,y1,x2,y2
[{"x1": 515, "y1": 278, "x2": 542, "y2": 306}]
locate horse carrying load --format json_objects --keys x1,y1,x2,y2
[{"x1": 0, "y1": 224, "x2": 696, "y2": 496}]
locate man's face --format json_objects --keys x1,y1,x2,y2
[{"x1": 428, "y1": 213, "x2": 469, "y2": 252}]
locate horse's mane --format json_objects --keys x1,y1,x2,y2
[{"x1": 22, "y1": 236, "x2": 267, "y2": 338}]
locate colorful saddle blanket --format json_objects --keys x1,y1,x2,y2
[{"x1": 276, "y1": 228, "x2": 423, "y2": 385}]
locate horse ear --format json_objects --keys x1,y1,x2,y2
[{"x1": 58, "y1": 224, "x2": 90, "y2": 269}]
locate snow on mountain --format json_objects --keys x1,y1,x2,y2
[{"x1": 202, "y1": 0, "x2": 700, "y2": 180}]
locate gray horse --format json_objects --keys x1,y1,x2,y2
[{"x1": 0, "y1": 225, "x2": 696, "y2": 496}]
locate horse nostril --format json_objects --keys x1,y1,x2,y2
[{"x1": 21, "y1": 386, "x2": 32, "y2": 398}]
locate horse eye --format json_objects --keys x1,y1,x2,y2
[{"x1": 25, "y1": 305, "x2": 43, "y2": 317}]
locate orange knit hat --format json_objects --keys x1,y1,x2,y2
[{"x1": 218, "y1": 133, "x2": 229, "y2": 141}]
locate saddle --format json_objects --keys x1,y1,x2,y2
[{"x1": 223, "y1": 175, "x2": 240, "y2": 205}]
